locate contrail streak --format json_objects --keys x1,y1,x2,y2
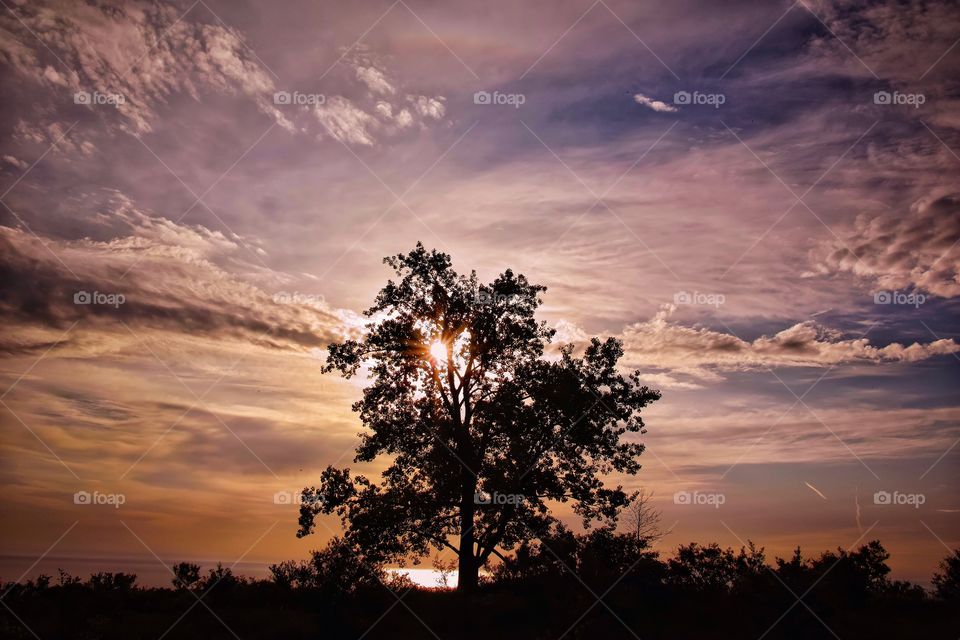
[
  {"x1": 804, "y1": 481, "x2": 827, "y2": 500},
  {"x1": 855, "y1": 486, "x2": 863, "y2": 534}
]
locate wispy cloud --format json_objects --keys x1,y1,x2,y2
[
  {"x1": 633, "y1": 93, "x2": 677, "y2": 113},
  {"x1": 0, "y1": 193, "x2": 355, "y2": 355}
]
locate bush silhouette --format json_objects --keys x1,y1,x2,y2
[
  {"x1": 932, "y1": 548, "x2": 960, "y2": 600},
  {"x1": 1, "y1": 542, "x2": 957, "y2": 639}
]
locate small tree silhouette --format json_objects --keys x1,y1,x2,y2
[
  {"x1": 171, "y1": 562, "x2": 201, "y2": 591},
  {"x1": 298, "y1": 244, "x2": 660, "y2": 592},
  {"x1": 932, "y1": 548, "x2": 960, "y2": 600},
  {"x1": 624, "y1": 488, "x2": 663, "y2": 546}
]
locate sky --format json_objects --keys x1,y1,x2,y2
[{"x1": 0, "y1": 0, "x2": 958, "y2": 587}]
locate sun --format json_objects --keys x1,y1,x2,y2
[{"x1": 429, "y1": 341, "x2": 448, "y2": 361}]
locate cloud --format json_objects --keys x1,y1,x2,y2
[
  {"x1": 804, "y1": 0, "x2": 960, "y2": 133},
  {"x1": 548, "y1": 304, "x2": 959, "y2": 389},
  {"x1": 0, "y1": 0, "x2": 295, "y2": 136},
  {"x1": 809, "y1": 0, "x2": 960, "y2": 83},
  {"x1": 616, "y1": 304, "x2": 958, "y2": 372},
  {"x1": 305, "y1": 49, "x2": 446, "y2": 144},
  {"x1": 633, "y1": 93, "x2": 677, "y2": 113},
  {"x1": 13, "y1": 120, "x2": 96, "y2": 155},
  {"x1": 0, "y1": 194, "x2": 355, "y2": 355},
  {"x1": 410, "y1": 95, "x2": 446, "y2": 119},
  {"x1": 2, "y1": 154, "x2": 27, "y2": 169},
  {"x1": 373, "y1": 100, "x2": 415, "y2": 129},
  {"x1": 0, "y1": 2, "x2": 452, "y2": 160},
  {"x1": 808, "y1": 193, "x2": 960, "y2": 298},
  {"x1": 355, "y1": 65, "x2": 396, "y2": 95},
  {"x1": 394, "y1": 108, "x2": 414, "y2": 128},
  {"x1": 314, "y1": 92, "x2": 445, "y2": 145},
  {"x1": 314, "y1": 96, "x2": 378, "y2": 146},
  {"x1": 644, "y1": 402, "x2": 960, "y2": 469}
]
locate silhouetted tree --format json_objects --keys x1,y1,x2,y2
[
  {"x1": 932, "y1": 548, "x2": 960, "y2": 600},
  {"x1": 271, "y1": 537, "x2": 382, "y2": 595},
  {"x1": 492, "y1": 523, "x2": 582, "y2": 583},
  {"x1": 171, "y1": 561, "x2": 201, "y2": 591},
  {"x1": 666, "y1": 542, "x2": 765, "y2": 593},
  {"x1": 624, "y1": 488, "x2": 663, "y2": 547},
  {"x1": 774, "y1": 540, "x2": 892, "y2": 604},
  {"x1": 56, "y1": 569, "x2": 81, "y2": 587},
  {"x1": 298, "y1": 244, "x2": 661, "y2": 592},
  {"x1": 884, "y1": 579, "x2": 927, "y2": 601},
  {"x1": 198, "y1": 562, "x2": 246, "y2": 596},
  {"x1": 87, "y1": 572, "x2": 137, "y2": 591},
  {"x1": 492, "y1": 522, "x2": 661, "y2": 589}
]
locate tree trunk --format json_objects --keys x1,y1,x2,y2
[
  {"x1": 458, "y1": 482, "x2": 479, "y2": 593},
  {"x1": 457, "y1": 547, "x2": 479, "y2": 593}
]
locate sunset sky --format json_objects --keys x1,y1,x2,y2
[{"x1": 1, "y1": 0, "x2": 958, "y2": 587}]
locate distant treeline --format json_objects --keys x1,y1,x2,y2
[{"x1": 3, "y1": 528, "x2": 958, "y2": 639}]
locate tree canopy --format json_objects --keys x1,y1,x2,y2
[{"x1": 298, "y1": 244, "x2": 661, "y2": 591}]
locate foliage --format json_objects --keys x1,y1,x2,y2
[
  {"x1": 88, "y1": 572, "x2": 137, "y2": 591},
  {"x1": 932, "y1": 548, "x2": 960, "y2": 600},
  {"x1": 665, "y1": 541, "x2": 766, "y2": 592},
  {"x1": 1, "y1": 544, "x2": 956, "y2": 639},
  {"x1": 0, "y1": 544, "x2": 958, "y2": 640},
  {"x1": 774, "y1": 539, "x2": 891, "y2": 602},
  {"x1": 493, "y1": 522, "x2": 664, "y2": 588},
  {"x1": 171, "y1": 562, "x2": 201, "y2": 591},
  {"x1": 299, "y1": 244, "x2": 661, "y2": 591},
  {"x1": 268, "y1": 537, "x2": 381, "y2": 595}
]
